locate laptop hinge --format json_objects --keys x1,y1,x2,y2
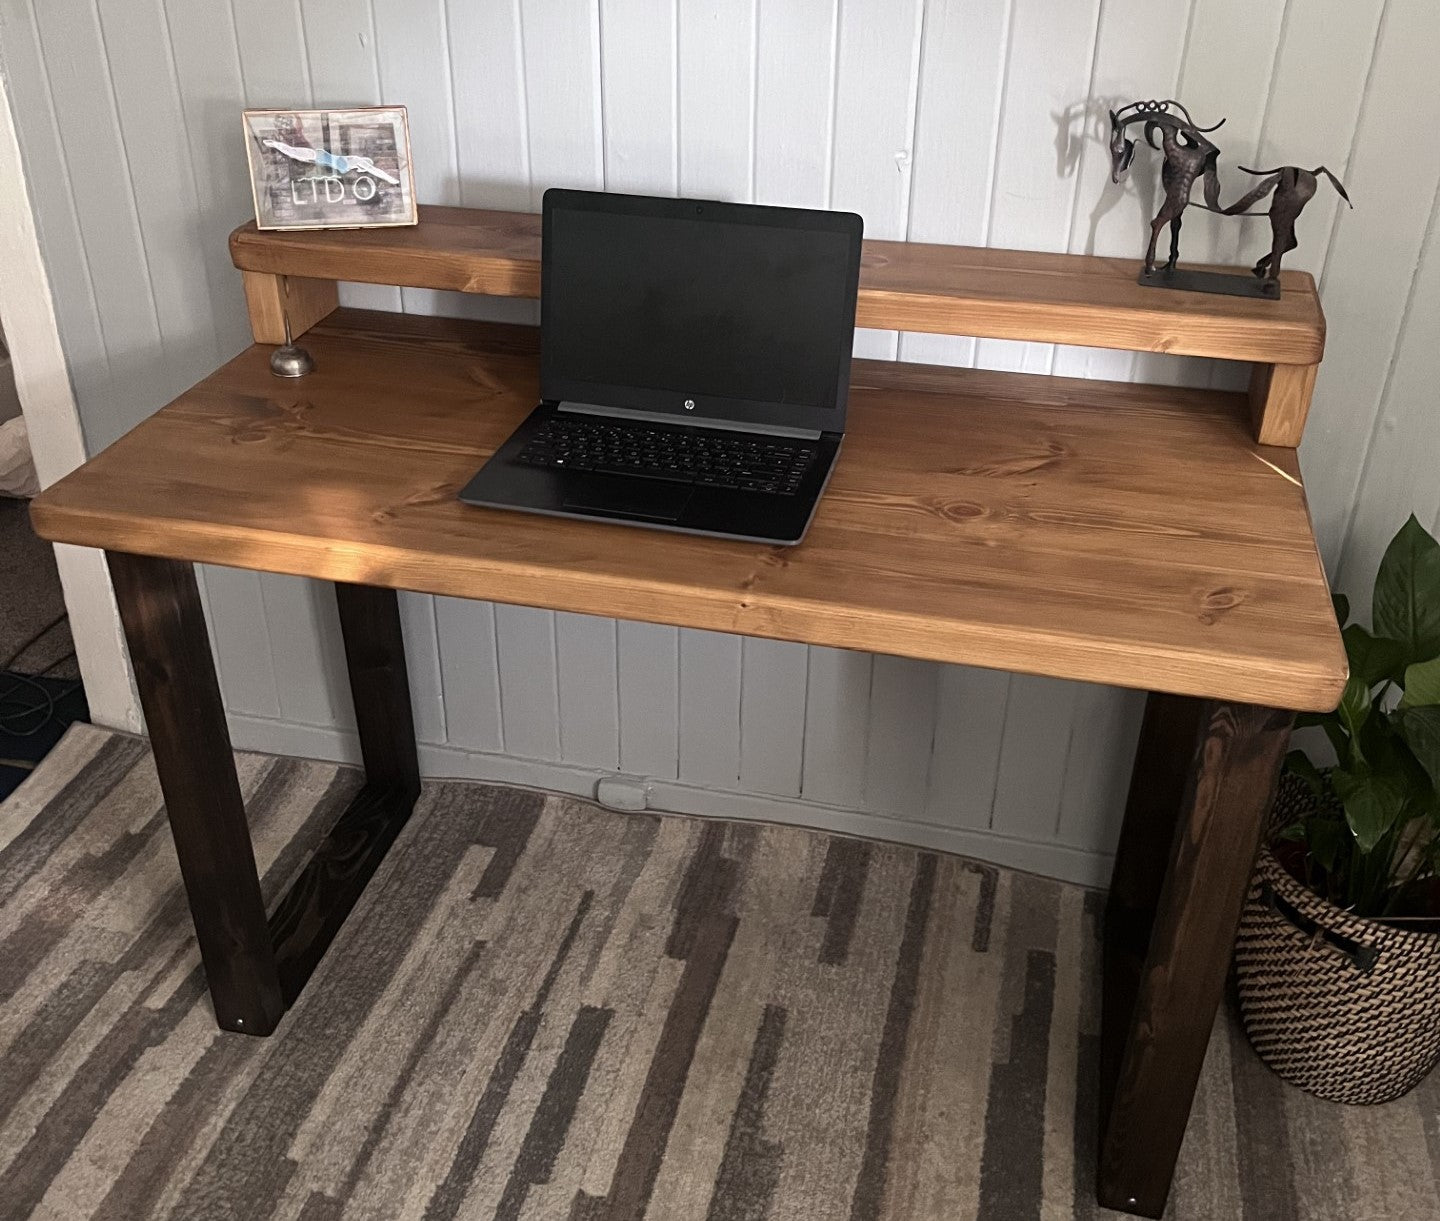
[{"x1": 558, "y1": 400, "x2": 823, "y2": 440}]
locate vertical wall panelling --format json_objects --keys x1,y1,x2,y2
[
  {"x1": 618, "y1": 622, "x2": 679, "y2": 779},
  {"x1": 372, "y1": 0, "x2": 459, "y2": 317},
  {"x1": 435, "y1": 597, "x2": 503, "y2": 753},
  {"x1": 1335, "y1": 184, "x2": 1440, "y2": 596},
  {"x1": 1247, "y1": 0, "x2": 1384, "y2": 281},
  {"x1": 257, "y1": 575, "x2": 356, "y2": 730},
  {"x1": 801, "y1": 647, "x2": 871, "y2": 808},
  {"x1": 739, "y1": 637, "x2": 809, "y2": 798},
  {"x1": 863, "y1": 655, "x2": 937, "y2": 821},
  {"x1": 990, "y1": 675, "x2": 1082, "y2": 841},
  {"x1": 196, "y1": 566, "x2": 283, "y2": 721},
  {"x1": 924, "y1": 665, "x2": 1011, "y2": 831},
  {"x1": 1055, "y1": 684, "x2": 1146, "y2": 849},
  {"x1": 599, "y1": 0, "x2": 678, "y2": 196},
  {"x1": 678, "y1": 628, "x2": 741, "y2": 789},
  {"x1": 1302, "y1": 0, "x2": 1440, "y2": 565},
  {"x1": 27, "y1": 2, "x2": 169, "y2": 449},
  {"x1": 519, "y1": 0, "x2": 603, "y2": 202},
  {"x1": 555, "y1": 612, "x2": 620, "y2": 770},
  {"x1": 231, "y1": 0, "x2": 311, "y2": 102},
  {"x1": 446, "y1": 0, "x2": 531, "y2": 212},
  {"x1": 0, "y1": 4, "x2": 113, "y2": 440},
  {"x1": 300, "y1": 0, "x2": 383, "y2": 108},
  {"x1": 7, "y1": 0, "x2": 1438, "y2": 886},
  {"x1": 975, "y1": 0, "x2": 1102, "y2": 374},
  {"x1": 752, "y1": 0, "x2": 836, "y2": 209},
  {"x1": 161, "y1": 0, "x2": 256, "y2": 354},
  {"x1": 1168, "y1": 0, "x2": 1286, "y2": 268},
  {"x1": 676, "y1": 1, "x2": 754, "y2": 200},
  {"x1": 95, "y1": 0, "x2": 220, "y2": 391},
  {"x1": 1051, "y1": 0, "x2": 1190, "y2": 385},
  {"x1": 494, "y1": 603, "x2": 561, "y2": 761},
  {"x1": 399, "y1": 592, "x2": 448, "y2": 745},
  {"x1": 829, "y1": 0, "x2": 925, "y2": 360},
  {"x1": 899, "y1": 0, "x2": 1008, "y2": 370}
]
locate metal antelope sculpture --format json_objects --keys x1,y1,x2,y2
[
  {"x1": 1107, "y1": 98, "x2": 1354, "y2": 296},
  {"x1": 1108, "y1": 99, "x2": 1226, "y2": 275},
  {"x1": 1222, "y1": 164, "x2": 1353, "y2": 283}
]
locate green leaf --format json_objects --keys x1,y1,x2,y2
[
  {"x1": 1373, "y1": 515, "x2": 1440, "y2": 666},
  {"x1": 1398, "y1": 706, "x2": 1440, "y2": 791},
  {"x1": 1400, "y1": 656, "x2": 1440, "y2": 709},
  {"x1": 1332, "y1": 767, "x2": 1408, "y2": 853},
  {"x1": 1343, "y1": 625, "x2": 1408, "y2": 688},
  {"x1": 1308, "y1": 818, "x2": 1343, "y2": 874},
  {"x1": 1337, "y1": 674, "x2": 1372, "y2": 762},
  {"x1": 1332, "y1": 592, "x2": 1351, "y2": 627},
  {"x1": 1285, "y1": 749, "x2": 1326, "y2": 794}
]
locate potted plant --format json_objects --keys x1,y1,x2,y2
[{"x1": 1233, "y1": 514, "x2": 1440, "y2": 1104}]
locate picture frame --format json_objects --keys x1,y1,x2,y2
[{"x1": 242, "y1": 107, "x2": 417, "y2": 232}]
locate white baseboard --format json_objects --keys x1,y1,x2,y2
[{"x1": 227, "y1": 712, "x2": 1113, "y2": 888}]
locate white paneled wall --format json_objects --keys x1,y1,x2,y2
[{"x1": 3, "y1": 0, "x2": 1437, "y2": 886}]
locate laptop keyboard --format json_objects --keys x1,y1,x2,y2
[{"x1": 515, "y1": 414, "x2": 819, "y2": 495}]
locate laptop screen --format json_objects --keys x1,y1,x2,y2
[{"x1": 541, "y1": 191, "x2": 863, "y2": 432}]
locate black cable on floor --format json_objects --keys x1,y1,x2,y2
[{"x1": 0, "y1": 671, "x2": 82, "y2": 737}]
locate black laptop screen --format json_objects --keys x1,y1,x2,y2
[{"x1": 541, "y1": 194, "x2": 862, "y2": 430}]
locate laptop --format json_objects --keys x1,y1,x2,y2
[{"x1": 458, "y1": 189, "x2": 863, "y2": 545}]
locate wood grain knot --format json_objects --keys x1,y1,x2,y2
[
  {"x1": 371, "y1": 482, "x2": 456, "y2": 523},
  {"x1": 946, "y1": 440, "x2": 1067, "y2": 478},
  {"x1": 464, "y1": 363, "x2": 511, "y2": 395},
  {"x1": 227, "y1": 397, "x2": 313, "y2": 447},
  {"x1": 1197, "y1": 587, "x2": 1245, "y2": 625},
  {"x1": 922, "y1": 497, "x2": 987, "y2": 524}
]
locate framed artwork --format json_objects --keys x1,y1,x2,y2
[{"x1": 242, "y1": 107, "x2": 417, "y2": 231}]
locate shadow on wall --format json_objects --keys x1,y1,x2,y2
[{"x1": 1054, "y1": 94, "x2": 1164, "y2": 256}]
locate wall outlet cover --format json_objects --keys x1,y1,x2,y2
[{"x1": 594, "y1": 774, "x2": 650, "y2": 812}]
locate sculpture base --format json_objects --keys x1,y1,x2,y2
[{"x1": 1137, "y1": 267, "x2": 1281, "y2": 300}]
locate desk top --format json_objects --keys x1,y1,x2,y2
[
  {"x1": 31, "y1": 310, "x2": 1346, "y2": 711},
  {"x1": 230, "y1": 207, "x2": 1326, "y2": 366}
]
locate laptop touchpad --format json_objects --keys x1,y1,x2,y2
[{"x1": 563, "y1": 475, "x2": 692, "y2": 523}]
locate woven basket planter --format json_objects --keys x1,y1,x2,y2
[{"x1": 1233, "y1": 774, "x2": 1440, "y2": 1105}]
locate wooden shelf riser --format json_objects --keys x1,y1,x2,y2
[{"x1": 232, "y1": 207, "x2": 1325, "y2": 450}]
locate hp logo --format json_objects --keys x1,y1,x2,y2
[{"x1": 683, "y1": 399, "x2": 695, "y2": 410}]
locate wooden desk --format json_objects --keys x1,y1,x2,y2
[{"x1": 31, "y1": 214, "x2": 1345, "y2": 1218}]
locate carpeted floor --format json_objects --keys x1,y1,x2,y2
[
  {"x1": 0, "y1": 496, "x2": 77, "y2": 678},
  {"x1": 2, "y1": 725, "x2": 1439, "y2": 1220}
]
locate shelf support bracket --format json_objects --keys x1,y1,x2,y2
[
  {"x1": 242, "y1": 271, "x2": 339, "y2": 347},
  {"x1": 1248, "y1": 361, "x2": 1319, "y2": 448}
]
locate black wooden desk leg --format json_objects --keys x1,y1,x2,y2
[
  {"x1": 333, "y1": 583, "x2": 421, "y2": 794},
  {"x1": 1097, "y1": 695, "x2": 1293, "y2": 1217},
  {"x1": 265, "y1": 583, "x2": 421, "y2": 1005},
  {"x1": 107, "y1": 551, "x2": 285, "y2": 1035}
]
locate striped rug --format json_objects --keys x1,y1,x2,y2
[{"x1": 2, "y1": 725, "x2": 1438, "y2": 1220}]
